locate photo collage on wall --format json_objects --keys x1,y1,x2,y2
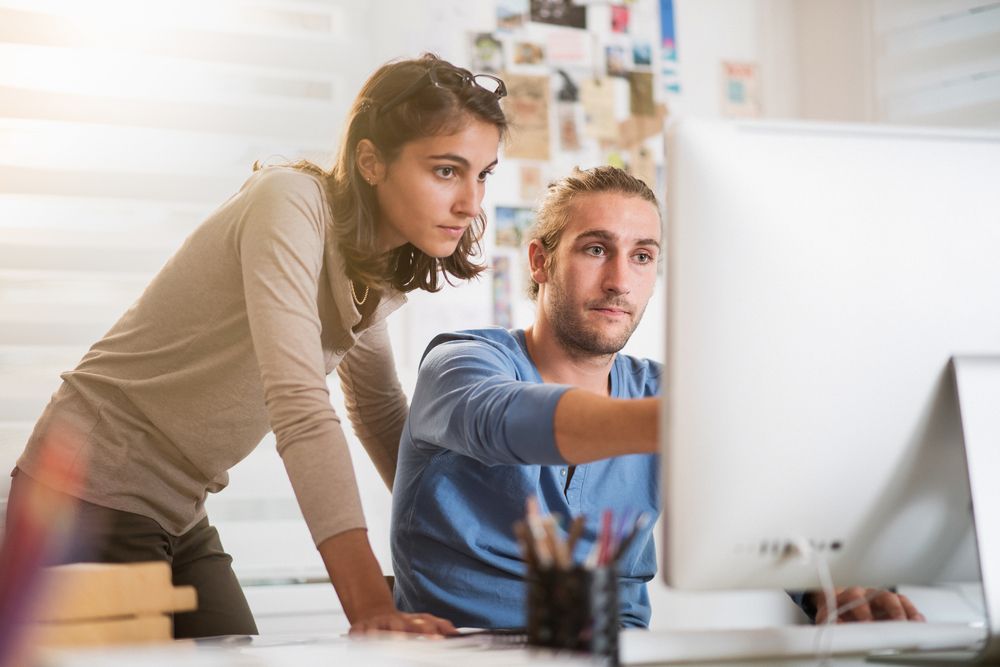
[{"x1": 481, "y1": 0, "x2": 676, "y2": 328}]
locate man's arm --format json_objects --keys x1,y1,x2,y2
[
  {"x1": 552, "y1": 390, "x2": 658, "y2": 464},
  {"x1": 410, "y1": 337, "x2": 657, "y2": 466}
]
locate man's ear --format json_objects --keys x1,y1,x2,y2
[
  {"x1": 528, "y1": 239, "x2": 550, "y2": 287},
  {"x1": 355, "y1": 139, "x2": 385, "y2": 186}
]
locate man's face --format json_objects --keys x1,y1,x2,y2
[{"x1": 534, "y1": 192, "x2": 661, "y2": 356}]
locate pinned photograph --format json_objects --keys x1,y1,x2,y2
[
  {"x1": 470, "y1": 32, "x2": 504, "y2": 73},
  {"x1": 520, "y1": 164, "x2": 545, "y2": 203},
  {"x1": 633, "y1": 41, "x2": 652, "y2": 67},
  {"x1": 628, "y1": 71, "x2": 655, "y2": 116},
  {"x1": 605, "y1": 45, "x2": 629, "y2": 78},
  {"x1": 513, "y1": 41, "x2": 546, "y2": 65},
  {"x1": 555, "y1": 69, "x2": 579, "y2": 102},
  {"x1": 721, "y1": 61, "x2": 760, "y2": 118},
  {"x1": 492, "y1": 255, "x2": 513, "y2": 329},
  {"x1": 611, "y1": 5, "x2": 630, "y2": 33},
  {"x1": 630, "y1": 145, "x2": 657, "y2": 191},
  {"x1": 581, "y1": 78, "x2": 618, "y2": 141},
  {"x1": 530, "y1": 0, "x2": 587, "y2": 29},
  {"x1": 557, "y1": 103, "x2": 582, "y2": 151},
  {"x1": 504, "y1": 74, "x2": 551, "y2": 161},
  {"x1": 497, "y1": 0, "x2": 528, "y2": 30},
  {"x1": 545, "y1": 29, "x2": 592, "y2": 67},
  {"x1": 496, "y1": 206, "x2": 536, "y2": 248}
]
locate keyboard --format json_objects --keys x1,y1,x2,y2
[{"x1": 621, "y1": 622, "x2": 986, "y2": 664}]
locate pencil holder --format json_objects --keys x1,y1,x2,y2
[{"x1": 525, "y1": 563, "x2": 619, "y2": 665}]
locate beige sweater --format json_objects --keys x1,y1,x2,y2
[{"x1": 18, "y1": 167, "x2": 408, "y2": 546}]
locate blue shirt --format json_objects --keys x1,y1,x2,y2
[{"x1": 391, "y1": 327, "x2": 661, "y2": 629}]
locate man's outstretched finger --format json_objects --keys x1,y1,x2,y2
[
  {"x1": 898, "y1": 594, "x2": 925, "y2": 622},
  {"x1": 871, "y1": 591, "x2": 905, "y2": 621}
]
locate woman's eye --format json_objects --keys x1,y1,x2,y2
[
  {"x1": 478, "y1": 170, "x2": 494, "y2": 182},
  {"x1": 435, "y1": 166, "x2": 456, "y2": 178}
]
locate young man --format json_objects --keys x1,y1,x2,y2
[{"x1": 390, "y1": 166, "x2": 922, "y2": 630}]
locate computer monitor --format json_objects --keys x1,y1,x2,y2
[{"x1": 661, "y1": 119, "x2": 1000, "y2": 658}]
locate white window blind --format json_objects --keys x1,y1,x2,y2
[
  {"x1": 874, "y1": 0, "x2": 1000, "y2": 127},
  {"x1": 0, "y1": 0, "x2": 377, "y2": 579}
]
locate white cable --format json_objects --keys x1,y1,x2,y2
[{"x1": 785, "y1": 537, "x2": 837, "y2": 665}]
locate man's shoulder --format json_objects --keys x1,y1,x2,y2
[
  {"x1": 421, "y1": 327, "x2": 526, "y2": 363},
  {"x1": 614, "y1": 353, "x2": 663, "y2": 397}
]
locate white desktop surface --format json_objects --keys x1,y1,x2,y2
[{"x1": 36, "y1": 626, "x2": 984, "y2": 667}]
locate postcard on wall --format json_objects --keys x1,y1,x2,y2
[
  {"x1": 631, "y1": 145, "x2": 657, "y2": 190},
  {"x1": 611, "y1": 5, "x2": 630, "y2": 33},
  {"x1": 581, "y1": 78, "x2": 618, "y2": 141},
  {"x1": 555, "y1": 69, "x2": 579, "y2": 102},
  {"x1": 721, "y1": 61, "x2": 761, "y2": 118},
  {"x1": 497, "y1": 0, "x2": 528, "y2": 31},
  {"x1": 470, "y1": 32, "x2": 504, "y2": 73},
  {"x1": 504, "y1": 74, "x2": 551, "y2": 161},
  {"x1": 545, "y1": 29, "x2": 592, "y2": 67},
  {"x1": 557, "y1": 102, "x2": 582, "y2": 151},
  {"x1": 530, "y1": 0, "x2": 586, "y2": 29},
  {"x1": 628, "y1": 71, "x2": 655, "y2": 116},
  {"x1": 513, "y1": 41, "x2": 546, "y2": 65},
  {"x1": 633, "y1": 41, "x2": 652, "y2": 68},
  {"x1": 496, "y1": 206, "x2": 535, "y2": 248},
  {"x1": 520, "y1": 164, "x2": 545, "y2": 203},
  {"x1": 492, "y1": 255, "x2": 513, "y2": 329},
  {"x1": 605, "y1": 44, "x2": 629, "y2": 78}
]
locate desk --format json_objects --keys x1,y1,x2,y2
[{"x1": 36, "y1": 631, "x2": 973, "y2": 667}]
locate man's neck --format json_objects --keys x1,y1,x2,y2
[{"x1": 523, "y1": 323, "x2": 615, "y2": 396}]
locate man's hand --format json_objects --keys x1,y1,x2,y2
[
  {"x1": 814, "y1": 587, "x2": 926, "y2": 624},
  {"x1": 349, "y1": 608, "x2": 458, "y2": 636}
]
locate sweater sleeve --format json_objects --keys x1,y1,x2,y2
[
  {"x1": 407, "y1": 338, "x2": 572, "y2": 466},
  {"x1": 336, "y1": 319, "x2": 408, "y2": 491},
  {"x1": 237, "y1": 171, "x2": 366, "y2": 546}
]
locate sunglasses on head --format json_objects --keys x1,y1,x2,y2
[{"x1": 375, "y1": 66, "x2": 507, "y2": 120}]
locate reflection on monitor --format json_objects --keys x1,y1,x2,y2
[{"x1": 661, "y1": 119, "x2": 1000, "y2": 658}]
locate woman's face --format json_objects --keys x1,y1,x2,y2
[{"x1": 373, "y1": 118, "x2": 501, "y2": 257}]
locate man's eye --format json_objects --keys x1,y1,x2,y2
[
  {"x1": 478, "y1": 170, "x2": 494, "y2": 182},
  {"x1": 635, "y1": 252, "x2": 653, "y2": 263},
  {"x1": 585, "y1": 246, "x2": 606, "y2": 256}
]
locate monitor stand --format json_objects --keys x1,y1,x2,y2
[{"x1": 870, "y1": 356, "x2": 1000, "y2": 665}]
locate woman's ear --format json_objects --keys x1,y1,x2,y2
[
  {"x1": 528, "y1": 239, "x2": 550, "y2": 287},
  {"x1": 355, "y1": 139, "x2": 385, "y2": 186}
]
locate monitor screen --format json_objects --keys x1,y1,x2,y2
[{"x1": 661, "y1": 119, "x2": 1000, "y2": 592}]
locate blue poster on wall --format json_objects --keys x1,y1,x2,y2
[{"x1": 659, "y1": 0, "x2": 681, "y2": 94}]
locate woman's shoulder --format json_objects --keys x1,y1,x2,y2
[{"x1": 241, "y1": 165, "x2": 329, "y2": 205}]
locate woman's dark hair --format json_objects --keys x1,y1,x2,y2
[{"x1": 320, "y1": 53, "x2": 508, "y2": 293}]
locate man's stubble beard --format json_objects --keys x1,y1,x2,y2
[{"x1": 546, "y1": 278, "x2": 645, "y2": 359}]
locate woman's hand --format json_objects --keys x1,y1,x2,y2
[
  {"x1": 349, "y1": 608, "x2": 457, "y2": 636},
  {"x1": 317, "y1": 528, "x2": 458, "y2": 636}
]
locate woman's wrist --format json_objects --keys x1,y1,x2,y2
[{"x1": 317, "y1": 527, "x2": 395, "y2": 623}]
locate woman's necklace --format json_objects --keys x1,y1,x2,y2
[{"x1": 349, "y1": 278, "x2": 369, "y2": 306}]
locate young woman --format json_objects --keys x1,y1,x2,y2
[{"x1": 7, "y1": 54, "x2": 507, "y2": 638}]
